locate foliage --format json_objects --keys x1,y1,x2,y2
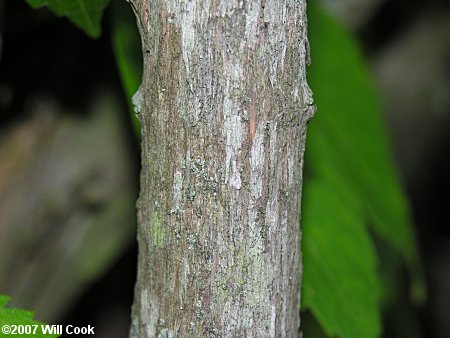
[
  {"x1": 0, "y1": 295, "x2": 59, "y2": 338},
  {"x1": 25, "y1": 0, "x2": 110, "y2": 38},
  {"x1": 301, "y1": 3, "x2": 423, "y2": 338}
]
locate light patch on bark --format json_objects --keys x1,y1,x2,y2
[
  {"x1": 250, "y1": 122, "x2": 265, "y2": 198},
  {"x1": 224, "y1": 110, "x2": 243, "y2": 189},
  {"x1": 270, "y1": 304, "x2": 277, "y2": 338},
  {"x1": 223, "y1": 61, "x2": 244, "y2": 190},
  {"x1": 264, "y1": 0, "x2": 288, "y2": 86},
  {"x1": 180, "y1": 254, "x2": 190, "y2": 304},
  {"x1": 140, "y1": 289, "x2": 159, "y2": 338},
  {"x1": 244, "y1": 0, "x2": 260, "y2": 47},
  {"x1": 129, "y1": 317, "x2": 138, "y2": 338},
  {"x1": 167, "y1": 0, "x2": 196, "y2": 76},
  {"x1": 280, "y1": 210, "x2": 289, "y2": 338},
  {"x1": 269, "y1": 122, "x2": 278, "y2": 177},
  {"x1": 171, "y1": 171, "x2": 183, "y2": 214}
]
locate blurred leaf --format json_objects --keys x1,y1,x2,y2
[
  {"x1": 0, "y1": 295, "x2": 59, "y2": 337},
  {"x1": 302, "y1": 2, "x2": 424, "y2": 338},
  {"x1": 302, "y1": 179, "x2": 382, "y2": 338},
  {"x1": 25, "y1": 0, "x2": 110, "y2": 38},
  {"x1": 111, "y1": 0, "x2": 142, "y2": 135}
]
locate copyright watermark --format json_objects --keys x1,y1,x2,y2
[{"x1": 1, "y1": 324, "x2": 94, "y2": 335}]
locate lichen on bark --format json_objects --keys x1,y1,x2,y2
[{"x1": 130, "y1": 0, "x2": 314, "y2": 336}]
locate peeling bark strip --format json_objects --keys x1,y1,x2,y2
[{"x1": 130, "y1": 0, "x2": 314, "y2": 336}]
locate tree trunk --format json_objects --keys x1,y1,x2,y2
[{"x1": 129, "y1": 0, "x2": 314, "y2": 336}]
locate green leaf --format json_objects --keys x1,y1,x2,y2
[
  {"x1": 301, "y1": 2, "x2": 424, "y2": 338},
  {"x1": 302, "y1": 179, "x2": 382, "y2": 338},
  {"x1": 111, "y1": 0, "x2": 142, "y2": 135},
  {"x1": 25, "y1": 0, "x2": 111, "y2": 38},
  {"x1": 0, "y1": 294, "x2": 59, "y2": 337}
]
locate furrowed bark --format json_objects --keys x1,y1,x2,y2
[{"x1": 129, "y1": 0, "x2": 314, "y2": 336}]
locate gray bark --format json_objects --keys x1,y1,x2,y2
[{"x1": 129, "y1": 0, "x2": 314, "y2": 336}]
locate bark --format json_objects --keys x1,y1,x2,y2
[{"x1": 129, "y1": 0, "x2": 314, "y2": 336}]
